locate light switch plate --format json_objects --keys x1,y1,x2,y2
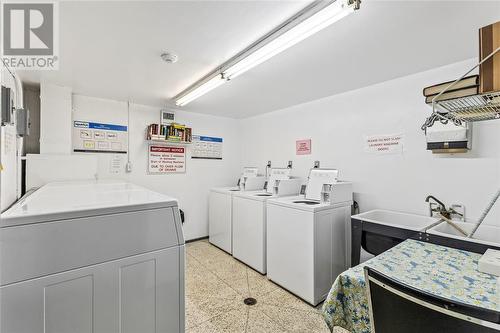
[{"x1": 479, "y1": 249, "x2": 500, "y2": 276}]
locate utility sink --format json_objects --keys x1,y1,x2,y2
[
  {"x1": 427, "y1": 221, "x2": 500, "y2": 248},
  {"x1": 350, "y1": 210, "x2": 441, "y2": 265},
  {"x1": 352, "y1": 209, "x2": 440, "y2": 231},
  {"x1": 351, "y1": 209, "x2": 500, "y2": 266}
]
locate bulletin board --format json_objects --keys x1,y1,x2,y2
[
  {"x1": 191, "y1": 135, "x2": 223, "y2": 160},
  {"x1": 73, "y1": 121, "x2": 128, "y2": 154},
  {"x1": 148, "y1": 145, "x2": 186, "y2": 174}
]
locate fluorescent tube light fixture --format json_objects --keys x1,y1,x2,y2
[
  {"x1": 225, "y1": 0, "x2": 356, "y2": 80},
  {"x1": 174, "y1": 0, "x2": 359, "y2": 106},
  {"x1": 175, "y1": 74, "x2": 226, "y2": 107}
]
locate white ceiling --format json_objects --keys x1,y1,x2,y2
[{"x1": 18, "y1": 1, "x2": 500, "y2": 118}]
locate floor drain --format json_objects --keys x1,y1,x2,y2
[{"x1": 244, "y1": 297, "x2": 257, "y2": 306}]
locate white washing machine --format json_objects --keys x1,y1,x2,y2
[
  {"x1": 209, "y1": 187, "x2": 240, "y2": 254},
  {"x1": 232, "y1": 168, "x2": 302, "y2": 274},
  {"x1": 0, "y1": 180, "x2": 185, "y2": 332},
  {"x1": 266, "y1": 169, "x2": 352, "y2": 305},
  {"x1": 209, "y1": 168, "x2": 266, "y2": 254}
]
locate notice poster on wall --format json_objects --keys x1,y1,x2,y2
[
  {"x1": 296, "y1": 139, "x2": 312, "y2": 155},
  {"x1": 148, "y1": 145, "x2": 186, "y2": 174},
  {"x1": 73, "y1": 121, "x2": 128, "y2": 154},
  {"x1": 192, "y1": 135, "x2": 223, "y2": 160},
  {"x1": 365, "y1": 133, "x2": 404, "y2": 154}
]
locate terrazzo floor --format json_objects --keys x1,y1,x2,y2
[{"x1": 185, "y1": 239, "x2": 348, "y2": 333}]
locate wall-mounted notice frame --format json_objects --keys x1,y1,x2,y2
[
  {"x1": 192, "y1": 135, "x2": 223, "y2": 160},
  {"x1": 365, "y1": 133, "x2": 404, "y2": 154},
  {"x1": 148, "y1": 145, "x2": 186, "y2": 174},
  {"x1": 296, "y1": 139, "x2": 312, "y2": 155},
  {"x1": 73, "y1": 121, "x2": 128, "y2": 154}
]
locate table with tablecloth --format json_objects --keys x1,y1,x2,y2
[{"x1": 322, "y1": 239, "x2": 499, "y2": 333}]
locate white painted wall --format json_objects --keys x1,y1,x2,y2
[
  {"x1": 34, "y1": 87, "x2": 242, "y2": 240},
  {"x1": 65, "y1": 94, "x2": 241, "y2": 240},
  {"x1": 240, "y1": 59, "x2": 500, "y2": 226},
  {"x1": 40, "y1": 83, "x2": 72, "y2": 154}
]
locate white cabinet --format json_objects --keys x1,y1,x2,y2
[{"x1": 1, "y1": 247, "x2": 184, "y2": 333}]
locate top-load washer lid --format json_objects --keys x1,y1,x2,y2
[
  {"x1": 242, "y1": 167, "x2": 259, "y2": 177},
  {"x1": 304, "y1": 168, "x2": 339, "y2": 201},
  {"x1": 292, "y1": 200, "x2": 320, "y2": 205},
  {"x1": 1, "y1": 180, "x2": 178, "y2": 227},
  {"x1": 266, "y1": 168, "x2": 291, "y2": 193},
  {"x1": 211, "y1": 187, "x2": 240, "y2": 194}
]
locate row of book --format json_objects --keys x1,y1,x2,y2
[
  {"x1": 422, "y1": 75, "x2": 479, "y2": 104},
  {"x1": 423, "y1": 20, "x2": 499, "y2": 105},
  {"x1": 147, "y1": 123, "x2": 192, "y2": 142}
]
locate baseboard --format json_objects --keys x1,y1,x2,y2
[{"x1": 186, "y1": 236, "x2": 209, "y2": 243}]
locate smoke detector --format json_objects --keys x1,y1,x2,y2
[{"x1": 161, "y1": 52, "x2": 178, "y2": 64}]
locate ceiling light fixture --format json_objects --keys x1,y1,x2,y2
[
  {"x1": 175, "y1": 74, "x2": 226, "y2": 107},
  {"x1": 174, "y1": 0, "x2": 360, "y2": 107},
  {"x1": 224, "y1": 0, "x2": 357, "y2": 80}
]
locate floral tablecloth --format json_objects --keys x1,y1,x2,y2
[{"x1": 322, "y1": 239, "x2": 499, "y2": 333}]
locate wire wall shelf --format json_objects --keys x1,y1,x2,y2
[
  {"x1": 422, "y1": 46, "x2": 500, "y2": 130},
  {"x1": 435, "y1": 91, "x2": 500, "y2": 122}
]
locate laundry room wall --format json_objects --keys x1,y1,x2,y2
[
  {"x1": 239, "y1": 59, "x2": 500, "y2": 226},
  {"x1": 36, "y1": 91, "x2": 242, "y2": 241}
]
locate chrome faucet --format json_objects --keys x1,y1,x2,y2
[
  {"x1": 425, "y1": 195, "x2": 449, "y2": 219},
  {"x1": 425, "y1": 195, "x2": 465, "y2": 221}
]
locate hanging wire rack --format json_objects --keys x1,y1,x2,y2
[
  {"x1": 435, "y1": 91, "x2": 500, "y2": 122},
  {"x1": 421, "y1": 46, "x2": 500, "y2": 130}
]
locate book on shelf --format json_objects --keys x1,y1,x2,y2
[
  {"x1": 425, "y1": 86, "x2": 479, "y2": 104},
  {"x1": 423, "y1": 75, "x2": 479, "y2": 97},
  {"x1": 479, "y1": 20, "x2": 500, "y2": 93},
  {"x1": 146, "y1": 123, "x2": 193, "y2": 142}
]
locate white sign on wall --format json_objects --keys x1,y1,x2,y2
[
  {"x1": 73, "y1": 121, "x2": 128, "y2": 154},
  {"x1": 109, "y1": 154, "x2": 123, "y2": 174},
  {"x1": 365, "y1": 133, "x2": 404, "y2": 154},
  {"x1": 192, "y1": 135, "x2": 223, "y2": 160},
  {"x1": 148, "y1": 145, "x2": 186, "y2": 174}
]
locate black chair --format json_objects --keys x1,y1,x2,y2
[{"x1": 364, "y1": 267, "x2": 500, "y2": 333}]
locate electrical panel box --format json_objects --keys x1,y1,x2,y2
[
  {"x1": 1, "y1": 86, "x2": 13, "y2": 126},
  {"x1": 15, "y1": 108, "x2": 29, "y2": 136}
]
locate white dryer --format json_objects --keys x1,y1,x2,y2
[
  {"x1": 266, "y1": 169, "x2": 352, "y2": 306},
  {"x1": 209, "y1": 167, "x2": 266, "y2": 254},
  {"x1": 232, "y1": 168, "x2": 302, "y2": 274},
  {"x1": 0, "y1": 180, "x2": 185, "y2": 333}
]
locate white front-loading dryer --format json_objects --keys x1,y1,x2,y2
[{"x1": 0, "y1": 180, "x2": 185, "y2": 333}]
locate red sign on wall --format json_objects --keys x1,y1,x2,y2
[
  {"x1": 296, "y1": 139, "x2": 312, "y2": 155},
  {"x1": 148, "y1": 145, "x2": 186, "y2": 174}
]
